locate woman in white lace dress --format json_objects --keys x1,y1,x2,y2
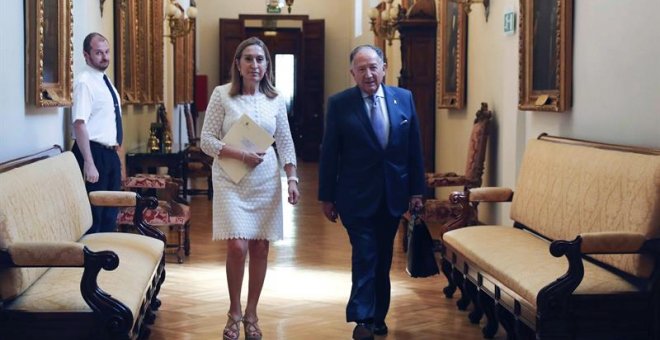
[{"x1": 200, "y1": 37, "x2": 299, "y2": 340}]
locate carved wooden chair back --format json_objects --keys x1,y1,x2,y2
[
  {"x1": 462, "y1": 102, "x2": 493, "y2": 189},
  {"x1": 184, "y1": 104, "x2": 198, "y2": 145},
  {"x1": 182, "y1": 104, "x2": 213, "y2": 199}
]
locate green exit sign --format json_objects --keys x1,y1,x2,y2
[{"x1": 504, "y1": 11, "x2": 516, "y2": 35}]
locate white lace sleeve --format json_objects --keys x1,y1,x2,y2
[
  {"x1": 273, "y1": 96, "x2": 297, "y2": 168},
  {"x1": 200, "y1": 86, "x2": 227, "y2": 158}
]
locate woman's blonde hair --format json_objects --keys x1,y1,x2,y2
[{"x1": 228, "y1": 37, "x2": 278, "y2": 98}]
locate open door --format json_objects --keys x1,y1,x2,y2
[{"x1": 218, "y1": 16, "x2": 324, "y2": 161}]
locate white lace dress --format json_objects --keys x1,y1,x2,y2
[{"x1": 200, "y1": 84, "x2": 297, "y2": 241}]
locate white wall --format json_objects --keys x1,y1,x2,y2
[
  {"x1": 429, "y1": 0, "x2": 660, "y2": 225},
  {"x1": 0, "y1": 0, "x2": 173, "y2": 162},
  {"x1": 0, "y1": 1, "x2": 76, "y2": 161}
]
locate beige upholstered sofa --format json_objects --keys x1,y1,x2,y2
[
  {"x1": 0, "y1": 147, "x2": 166, "y2": 339},
  {"x1": 439, "y1": 134, "x2": 660, "y2": 339}
]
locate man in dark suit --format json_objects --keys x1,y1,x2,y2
[{"x1": 318, "y1": 45, "x2": 425, "y2": 340}]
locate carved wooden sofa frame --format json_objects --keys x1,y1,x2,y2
[
  {"x1": 439, "y1": 134, "x2": 660, "y2": 339},
  {"x1": 0, "y1": 146, "x2": 167, "y2": 339}
]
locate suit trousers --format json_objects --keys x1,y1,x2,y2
[
  {"x1": 72, "y1": 141, "x2": 121, "y2": 233},
  {"x1": 342, "y1": 198, "x2": 400, "y2": 324}
]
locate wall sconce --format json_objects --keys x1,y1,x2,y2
[
  {"x1": 165, "y1": 0, "x2": 197, "y2": 44},
  {"x1": 369, "y1": 0, "x2": 406, "y2": 45},
  {"x1": 451, "y1": 0, "x2": 491, "y2": 21},
  {"x1": 285, "y1": 0, "x2": 294, "y2": 13}
]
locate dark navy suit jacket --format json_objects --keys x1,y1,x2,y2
[{"x1": 318, "y1": 85, "x2": 425, "y2": 220}]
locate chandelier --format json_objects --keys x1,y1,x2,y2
[
  {"x1": 165, "y1": 0, "x2": 197, "y2": 44},
  {"x1": 368, "y1": 0, "x2": 406, "y2": 45}
]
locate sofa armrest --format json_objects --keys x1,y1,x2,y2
[
  {"x1": 579, "y1": 232, "x2": 646, "y2": 254},
  {"x1": 91, "y1": 191, "x2": 165, "y2": 243},
  {"x1": 468, "y1": 187, "x2": 514, "y2": 202},
  {"x1": 4, "y1": 241, "x2": 85, "y2": 267},
  {"x1": 89, "y1": 191, "x2": 136, "y2": 207}
]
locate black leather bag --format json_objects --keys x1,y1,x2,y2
[{"x1": 406, "y1": 214, "x2": 439, "y2": 278}]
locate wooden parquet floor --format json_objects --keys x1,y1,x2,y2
[{"x1": 150, "y1": 162, "x2": 505, "y2": 339}]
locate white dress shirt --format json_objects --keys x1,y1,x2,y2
[{"x1": 71, "y1": 65, "x2": 122, "y2": 147}]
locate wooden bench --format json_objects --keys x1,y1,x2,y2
[
  {"x1": 0, "y1": 146, "x2": 167, "y2": 339},
  {"x1": 439, "y1": 134, "x2": 660, "y2": 339}
]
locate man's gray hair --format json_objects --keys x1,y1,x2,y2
[{"x1": 349, "y1": 45, "x2": 386, "y2": 64}]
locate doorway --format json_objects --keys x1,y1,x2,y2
[{"x1": 219, "y1": 15, "x2": 325, "y2": 161}]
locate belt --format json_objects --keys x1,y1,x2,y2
[{"x1": 89, "y1": 141, "x2": 118, "y2": 151}]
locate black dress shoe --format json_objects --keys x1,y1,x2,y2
[
  {"x1": 373, "y1": 322, "x2": 388, "y2": 335},
  {"x1": 352, "y1": 323, "x2": 374, "y2": 340}
]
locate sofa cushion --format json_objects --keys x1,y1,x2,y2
[
  {"x1": 444, "y1": 226, "x2": 641, "y2": 308},
  {"x1": 3, "y1": 233, "x2": 163, "y2": 328},
  {"x1": 510, "y1": 139, "x2": 660, "y2": 278},
  {"x1": 0, "y1": 152, "x2": 91, "y2": 300}
]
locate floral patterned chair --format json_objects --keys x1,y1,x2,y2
[{"x1": 118, "y1": 174, "x2": 191, "y2": 263}]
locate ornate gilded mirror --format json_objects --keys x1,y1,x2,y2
[
  {"x1": 437, "y1": 0, "x2": 467, "y2": 109},
  {"x1": 25, "y1": 0, "x2": 74, "y2": 107},
  {"x1": 519, "y1": 0, "x2": 573, "y2": 112},
  {"x1": 114, "y1": 0, "x2": 163, "y2": 104}
]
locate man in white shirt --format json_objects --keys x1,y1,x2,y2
[{"x1": 71, "y1": 32, "x2": 124, "y2": 233}]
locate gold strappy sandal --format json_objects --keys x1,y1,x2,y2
[
  {"x1": 242, "y1": 316, "x2": 263, "y2": 340},
  {"x1": 223, "y1": 313, "x2": 242, "y2": 340}
]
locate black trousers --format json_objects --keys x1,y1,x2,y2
[
  {"x1": 72, "y1": 141, "x2": 121, "y2": 233},
  {"x1": 342, "y1": 199, "x2": 400, "y2": 324}
]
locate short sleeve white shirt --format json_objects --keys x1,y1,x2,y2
[{"x1": 71, "y1": 65, "x2": 122, "y2": 146}]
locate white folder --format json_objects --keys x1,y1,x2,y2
[{"x1": 218, "y1": 114, "x2": 275, "y2": 183}]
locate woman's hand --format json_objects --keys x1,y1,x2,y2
[
  {"x1": 242, "y1": 151, "x2": 265, "y2": 168},
  {"x1": 287, "y1": 181, "x2": 299, "y2": 205}
]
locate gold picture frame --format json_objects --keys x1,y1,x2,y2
[
  {"x1": 174, "y1": 22, "x2": 195, "y2": 104},
  {"x1": 115, "y1": 0, "x2": 138, "y2": 104},
  {"x1": 25, "y1": 0, "x2": 74, "y2": 107},
  {"x1": 437, "y1": 0, "x2": 467, "y2": 109},
  {"x1": 519, "y1": 0, "x2": 573, "y2": 112},
  {"x1": 114, "y1": 0, "x2": 163, "y2": 105}
]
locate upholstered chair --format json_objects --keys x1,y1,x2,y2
[
  {"x1": 425, "y1": 102, "x2": 493, "y2": 232},
  {"x1": 401, "y1": 103, "x2": 493, "y2": 252},
  {"x1": 117, "y1": 174, "x2": 191, "y2": 263}
]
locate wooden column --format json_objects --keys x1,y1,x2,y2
[{"x1": 397, "y1": 0, "x2": 437, "y2": 178}]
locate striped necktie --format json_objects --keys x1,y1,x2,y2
[{"x1": 370, "y1": 95, "x2": 387, "y2": 148}]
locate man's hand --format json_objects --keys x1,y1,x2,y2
[
  {"x1": 409, "y1": 196, "x2": 423, "y2": 214},
  {"x1": 321, "y1": 201, "x2": 338, "y2": 223},
  {"x1": 83, "y1": 161, "x2": 100, "y2": 183}
]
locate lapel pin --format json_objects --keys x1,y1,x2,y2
[{"x1": 394, "y1": 99, "x2": 397, "y2": 104}]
